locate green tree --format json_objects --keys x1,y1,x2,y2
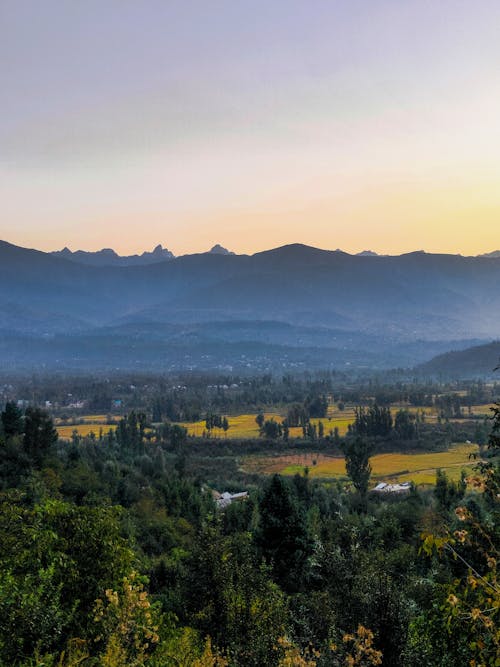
[
  {"x1": 262, "y1": 419, "x2": 282, "y2": 440},
  {"x1": 183, "y1": 525, "x2": 286, "y2": 666},
  {"x1": 305, "y1": 395, "x2": 328, "y2": 419},
  {"x1": 394, "y1": 409, "x2": 416, "y2": 440},
  {"x1": 1, "y1": 402, "x2": 23, "y2": 437},
  {"x1": 352, "y1": 405, "x2": 392, "y2": 437},
  {"x1": 0, "y1": 497, "x2": 134, "y2": 662},
  {"x1": 256, "y1": 475, "x2": 312, "y2": 592},
  {"x1": 434, "y1": 469, "x2": 465, "y2": 511},
  {"x1": 93, "y1": 571, "x2": 164, "y2": 666},
  {"x1": 282, "y1": 420, "x2": 290, "y2": 442},
  {"x1": 23, "y1": 406, "x2": 58, "y2": 467},
  {"x1": 343, "y1": 437, "x2": 373, "y2": 497}
]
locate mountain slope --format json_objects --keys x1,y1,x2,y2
[{"x1": 417, "y1": 341, "x2": 500, "y2": 378}]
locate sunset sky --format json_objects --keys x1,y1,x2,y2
[{"x1": 1, "y1": 1, "x2": 500, "y2": 256}]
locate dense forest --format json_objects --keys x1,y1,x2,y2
[{"x1": 0, "y1": 371, "x2": 499, "y2": 666}]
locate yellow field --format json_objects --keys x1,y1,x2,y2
[
  {"x1": 56, "y1": 414, "x2": 117, "y2": 424},
  {"x1": 177, "y1": 410, "x2": 355, "y2": 439},
  {"x1": 79, "y1": 414, "x2": 112, "y2": 422},
  {"x1": 242, "y1": 443, "x2": 479, "y2": 486},
  {"x1": 178, "y1": 413, "x2": 282, "y2": 438},
  {"x1": 56, "y1": 424, "x2": 117, "y2": 439},
  {"x1": 469, "y1": 404, "x2": 495, "y2": 416},
  {"x1": 175, "y1": 402, "x2": 494, "y2": 441}
]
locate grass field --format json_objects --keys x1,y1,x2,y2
[{"x1": 242, "y1": 443, "x2": 479, "y2": 486}]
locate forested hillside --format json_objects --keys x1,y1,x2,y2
[{"x1": 418, "y1": 340, "x2": 500, "y2": 378}]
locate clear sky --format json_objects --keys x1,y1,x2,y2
[{"x1": 1, "y1": 1, "x2": 499, "y2": 255}]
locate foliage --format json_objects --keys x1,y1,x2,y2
[
  {"x1": 0, "y1": 496, "x2": 134, "y2": 662},
  {"x1": 338, "y1": 625, "x2": 383, "y2": 666},
  {"x1": 257, "y1": 475, "x2": 313, "y2": 592},
  {"x1": 351, "y1": 405, "x2": 392, "y2": 438},
  {"x1": 276, "y1": 636, "x2": 320, "y2": 666},
  {"x1": 93, "y1": 571, "x2": 164, "y2": 666},
  {"x1": 261, "y1": 419, "x2": 283, "y2": 439},
  {"x1": 1, "y1": 401, "x2": 23, "y2": 437},
  {"x1": 0, "y1": 382, "x2": 499, "y2": 666},
  {"x1": 419, "y1": 401, "x2": 500, "y2": 666},
  {"x1": 342, "y1": 437, "x2": 373, "y2": 496}
]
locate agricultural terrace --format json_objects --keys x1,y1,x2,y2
[{"x1": 242, "y1": 442, "x2": 479, "y2": 486}]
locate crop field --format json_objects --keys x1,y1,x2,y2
[
  {"x1": 55, "y1": 403, "x2": 493, "y2": 446},
  {"x1": 78, "y1": 414, "x2": 113, "y2": 422},
  {"x1": 54, "y1": 415, "x2": 121, "y2": 426},
  {"x1": 178, "y1": 412, "x2": 283, "y2": 438},
  {"x1": 56, "y1": 424, "x2": 117, "y2": 439},
  {"x1": 176, "y1": 401, "x2": 493, "y2": 441},
  {"x1": 55, "y1": 413, "x2": 120, "y2": 440},
  {"x1": 242, "y1": 442, "x2": 479, "y2": 486},
  {"x1": 469, "y1": 404, "x2": 495, "y2": 416},
  {"x1": 177, "y1": 409, "x2": 356, "y2": 439}
]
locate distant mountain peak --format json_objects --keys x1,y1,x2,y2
[
  {"x1": 356, "y1": 250, "x2": 378, "y2": 256},
  {"x1": 51, "y1": 245, "x2": 174, "y2": 266},
  {"x1": 209, "y1": 244, "x2": 234, "y2": 255},
  {"x1": 58, "y1": 246, "x2": 72, "y2": 256}
]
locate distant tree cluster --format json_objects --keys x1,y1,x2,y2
[
  {"x1": 351, "y1": 404, "x2": 393, "y2": 437},
  {"x1": 115, "y1": 410, "x2": 148, "y2": 452},
  {"x1": 205, "y1": 413, "x2": 229, "y2": 432},
  {"x1": 286, "y1": 394, "x2": 328, "y2": 427}
]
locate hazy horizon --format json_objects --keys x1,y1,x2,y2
[
  {"x1": 2, "y1": 1, "x2": 500, "y2": 256},
  {"x1": 3, "y1": 236, "x2": 500, "y2": 259}
]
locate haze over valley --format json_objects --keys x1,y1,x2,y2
[{"x1": 1, "y1": 239, "x2": 499, "y2": 375}]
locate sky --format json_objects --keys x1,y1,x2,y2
[{"x1": 1, "y1": 0, "x2": 500, "y2": 256}]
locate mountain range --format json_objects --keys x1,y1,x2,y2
[
  {"x1": 50, "y1": 244, "x2": 500, "y2": 266},
  {"x1": 1, "y1": 240, "x2": 499, "y2": 374},
  {"x1": 51, "y1": 244, "x2": 233, "y2": 267},
  {"x1": 52, "y1": 244, "x2": 175, "y2": 266}
]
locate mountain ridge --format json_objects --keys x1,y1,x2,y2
[
  {"x1": 1, "y1": 239, "x2": 499, "y2": 372},
  {"x1": 50, "y1": 243, "x2": 237, "y2": 266},
  {"x1": 417, "y1": 340, "x2": 500, "y2": 378},
  {"x1": 40, "y1": 239, "x2": 500, "y2": 264},
  {"x1": 52, "y1": 244, "x2": 175, "y2": 266}
]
